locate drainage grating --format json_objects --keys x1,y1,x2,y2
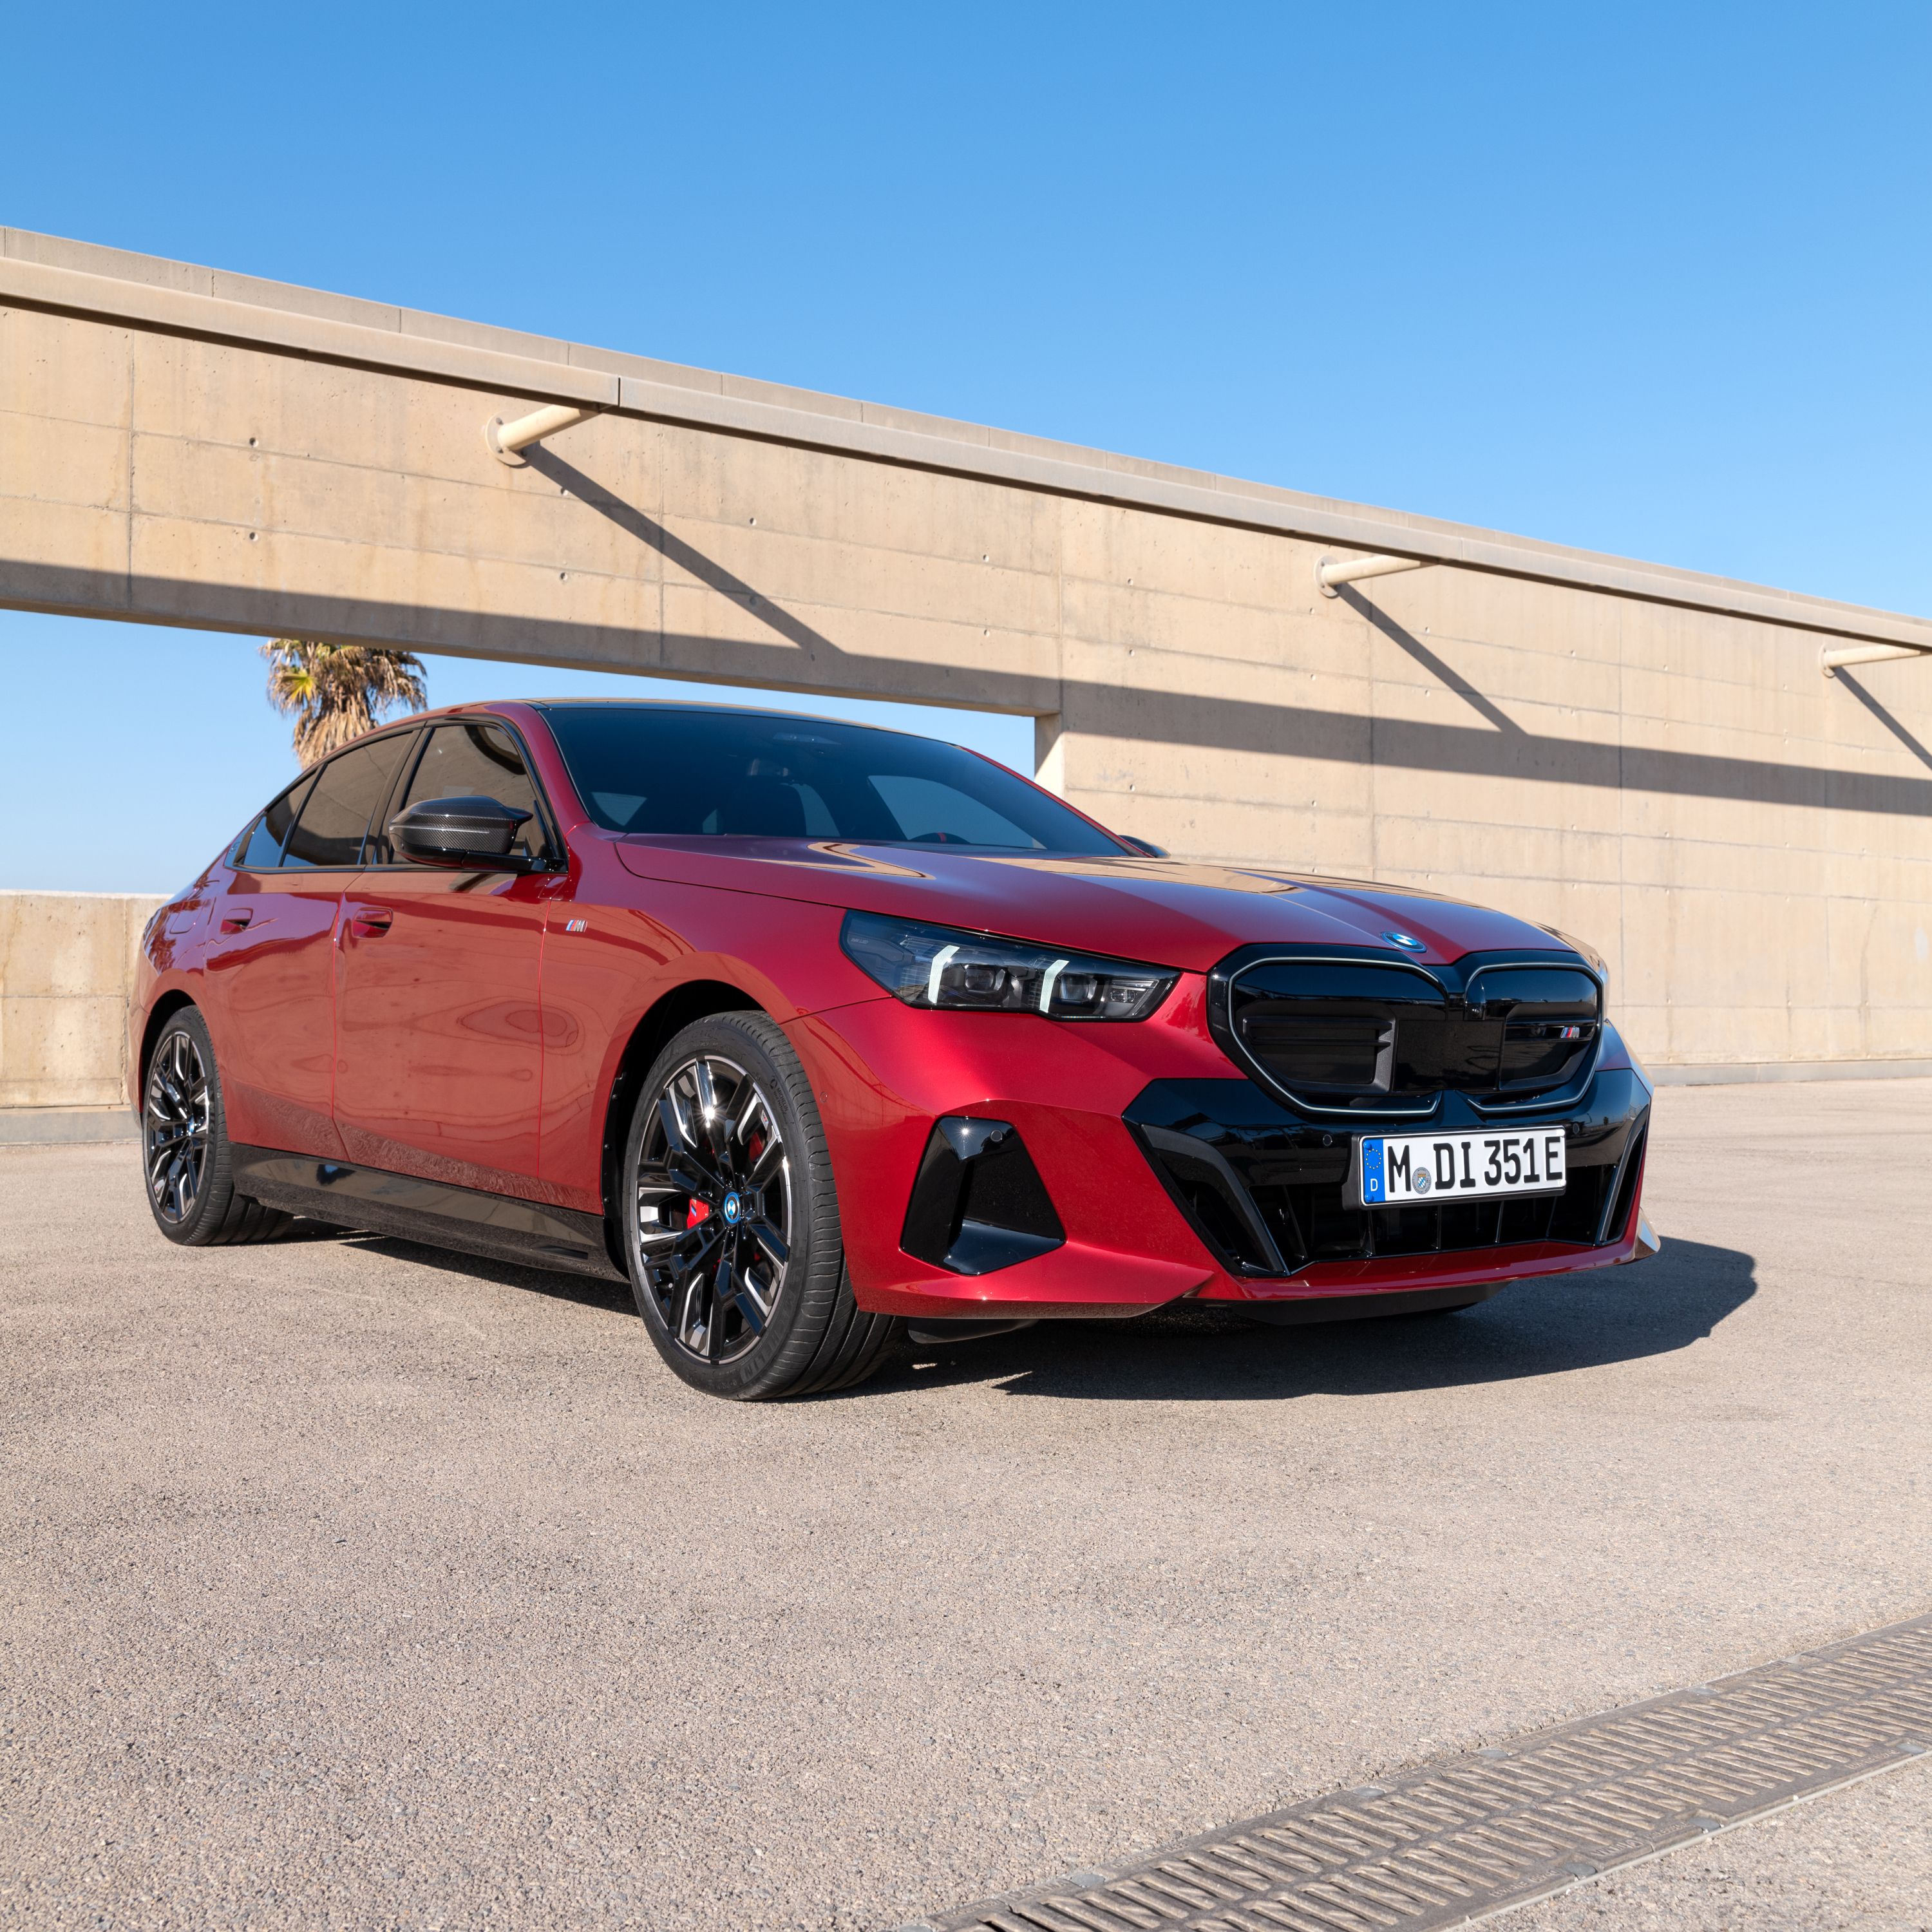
[{"x1": 929, "y1": 1612, "x2": 1932, "y2": 1932}]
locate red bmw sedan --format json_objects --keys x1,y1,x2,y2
[{"x1": 131, "y1": 700, "x2": 1655, "y2": 1399}]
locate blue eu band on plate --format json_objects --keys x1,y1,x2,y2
[{"x1": 1359, "y1": 1130, "x2": 1567, "y2": 1208}]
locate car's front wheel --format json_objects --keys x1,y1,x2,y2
[
  {"x1": 621, "y1": 1012, "x2": 901, "y2": 1399},
  {"x1": 141, "y1": 1007, "x2": 294, "y2": 1246}
]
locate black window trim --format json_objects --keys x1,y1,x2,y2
[
  {"x1": 368, "y1": 712, "x2": 564, "y2": 873},
  {"x1": 228, "y1": 769, "x2": 320, "y2": 873},
  {"x1": 227, "y1": 727, "x2": 425, "y2": 876}
]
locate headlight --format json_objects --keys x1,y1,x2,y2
[{"x1": 840, "y1": 911, "x2": 1178, "y2": 1021}]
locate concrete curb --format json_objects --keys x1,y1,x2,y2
[
  {"x1": 1649, "y1": 1059, "x2": 1932, "y2": 1086},
  {"x1": 0, "y1": 1108, "x2": 140, "y2": 1146}
]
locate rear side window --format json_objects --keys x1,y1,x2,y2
[
  {"x1": 281, "y1": 734, "x2": 417, "y2": 869},
  {"x1": 232, "y1": 775, "x2": 316, "y2": 871},
  {"x1": 397, "y1": 721, "x2": 545, "y2": 862}
]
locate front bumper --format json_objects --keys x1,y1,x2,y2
[
  {"x1": 1124, "y1": 1068, "x2": 1651, "y2": 1310},
  {"x1": 788, "y1": 986, "x2": 1652, "y2": 1324}
]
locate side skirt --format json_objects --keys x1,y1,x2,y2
[{"x1": 231, "y1": 1146, "x2": 624, "y2": 1283}]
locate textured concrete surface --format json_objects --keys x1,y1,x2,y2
[
  {"x1": 0, "y1": 1106, "x2": 139, "y2": 1145},
  {"x1": 11, "y1": 229, "x2": 1932, "y2": 1072},
  {"x1": 0, "y1": 893, "x2": 162, "y2": 1109},
  {"x1": 1, "y1": 1080, "x2": 1927, "y2": 1929}
]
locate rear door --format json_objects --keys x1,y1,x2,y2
[
  {"x1": 334, "y1": 718, "x2": 559, "y2": 1193},
  {"x1": 204, "y1": 732, "x2": 415, "y2": 1155}
]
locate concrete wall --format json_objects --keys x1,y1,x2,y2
[
  {"x1": 0, "y1": 893, "x2": 162, "y2": 1108},
  {"x1": 5, "y1": 229, "x2": 1932, "y2": 1078}
]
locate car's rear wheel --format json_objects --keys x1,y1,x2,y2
[
  {"x1": 142, "y1": 1007, "x2": 294, "y2": 1245},
  {"x1": 621, "y1": 1012, "x2": 901, "y2": 1399}
]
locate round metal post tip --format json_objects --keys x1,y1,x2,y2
[{"x1": 484, "y1": 416, "x2": 527, "y2": 468}]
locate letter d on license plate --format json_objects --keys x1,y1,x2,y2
[{"x1": 1358, "y1": 1129, "x2": 1567, "y2": 1206}]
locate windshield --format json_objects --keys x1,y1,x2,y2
[{"x1": 536, "y1": 705, "x2": 1126, "y2": 855}]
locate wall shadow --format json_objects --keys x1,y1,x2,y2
[
  {"x1": 1836, "y1": 669, "x2": 1932, "y2": 773},
  {"x1": 862, "y1": 1236, "x2": 1755, "y2": 1404},
  {"x1": 1337, "y1": 584, "x2": 1524, "y2": 737}
]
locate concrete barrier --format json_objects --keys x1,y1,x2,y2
[
  {"x1": 7, "y1": 229, "x2": 1932, "y2": 1077},
  {"x1": 0, "y1": 892, "x2": 164, "y2": 1110},
  {"x1": 1, "y1": 891, "x2": 1926, "y2": 1119}
]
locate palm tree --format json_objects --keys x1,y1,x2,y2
[{"x1": 261, "y1": 640, "x2": 429, "y2": 766}]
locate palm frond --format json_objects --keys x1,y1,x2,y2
[{"x1": 261, "y1": 641, "x2": 429, "y2": 765}]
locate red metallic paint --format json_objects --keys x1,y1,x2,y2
[
  {"x1": 333, "y1": 867, "x2": 556, "y2": 1193},
  {"x1": 609, "y1": 837, "x2": 1540, "y2": 974},
  {"x1": 131, "y1": 697, "x2": 1650, "y2": 1328},
  {"x1": 197, "y1": 867, "x2": 347, "y2": 1158}
]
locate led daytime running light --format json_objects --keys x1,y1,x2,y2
[{"x1": 840, "y1": 912, "x2": 1177, "y2": 1022}]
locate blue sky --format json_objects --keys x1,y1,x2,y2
[{"x1": 7, "y1": 2, "x2": 1931, "y2": 889}]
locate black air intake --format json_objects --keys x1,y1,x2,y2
[{"x1": 900, "y1": 1117, "x2": 1065, "y2": 1276}]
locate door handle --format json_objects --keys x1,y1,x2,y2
[
  {"x1": 348, "y1": 907, "x2": 393, "y2": 938},
  {"x1": 218, "y1": 909, "x2": 252, "y2": 934}
]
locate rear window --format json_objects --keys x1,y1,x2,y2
[
  {"x1": 537, "y1": 706, "x2": 1124, "y2": 855},
  {"x1": 232, "y1": 774, "x2": 316, "y2": 871},
  {"x1": 282, "y1": 732, "x2": 417, "y2": 869}
]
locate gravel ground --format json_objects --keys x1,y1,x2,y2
[{"x1": 1, "y1": 1079, "x2": 1927, "y2": 1929}]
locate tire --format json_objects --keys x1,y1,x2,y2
[
  {"x1": 140, "y1": 1007, "x2": 295, "y2": 1247},
  {"x1": 619, "y1": 1012, "x2": 902, "y2": 1400}
]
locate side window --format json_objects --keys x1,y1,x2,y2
[
  {"x1": 397, "y1": 721, "x2": 546, "y2": 862},
  {"x1": 281, "y1": 734, "x2": 417, "y2": 869},
  {"x1": 232, "y1": 775, "x2": 316, "y2": 871}
]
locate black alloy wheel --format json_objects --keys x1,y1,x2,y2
[
  {"x1": 635, "y1": 1048, "x2": 791, "y2": 1366},
  {"x1": 139, "y1": 1007, "x2": 294, "y2": 1247},
  {"x1": 144, "y1": 1024, "x2": 212, "y2": 1225},
  {"x1": 621, "y1": 1012, "x2": 902, "y2": 1399}
]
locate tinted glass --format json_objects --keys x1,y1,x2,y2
[
  {"x1": 282, "y1": 733, "x2": 417, "y2": 869},
  {"x1": 233, "y1": 775, "x2": 316, "y2": 871},
  {"x1": 399, "y1": 721, "x2": 544, "y2": 861},
  {"x1": 538, "y1": 706, "x2": 1124, "y2": 854}
]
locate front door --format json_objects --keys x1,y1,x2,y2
[{"x1": 334, "y1": 719, "x2": 556, "y2": 1194}]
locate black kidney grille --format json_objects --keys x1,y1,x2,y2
[
  {"x1": 1226, "y1": 958, "x2": 1600, "y2": 1110},
  {"x1": 1240, "y1": 1014, "x2": 1392, "y2": 1088}
]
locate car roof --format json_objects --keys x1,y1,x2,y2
[{"x1": 519, "y1": 697, "x2": 954, "y2": 743}]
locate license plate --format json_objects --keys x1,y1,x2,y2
[{"x1": 1358, "y1": 1129, "x2": 1566, "y2": 1207}]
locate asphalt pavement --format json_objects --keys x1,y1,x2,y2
[{"x1": 2, "y1": 1079, "x2": 1928, "y2": 1929}]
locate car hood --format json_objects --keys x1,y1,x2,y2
[{"x1": 612, "y1": 837, "x2": 1564, "y2": 973}]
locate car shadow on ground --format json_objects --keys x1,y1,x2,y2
[
  {"x1": 328, "y1": 1233, "x2": 639, "y2": 1315},
  {"x1": 315, "y1": 1230, "x2": 1753, "y2": 1405},
  {"x1": 869, "y1": 1237, "x2": 1756, "y2": 1403}
]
